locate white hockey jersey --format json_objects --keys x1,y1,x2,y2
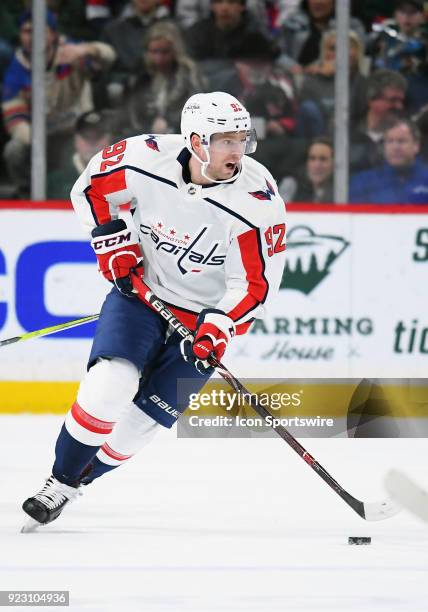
[{"x1": 71, "y1": 134, "x2": 286, "y2": 334}]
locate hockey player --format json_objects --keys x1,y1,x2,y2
[{"x1": 22, "y1": 91, "x2": 286, "y2": 529}]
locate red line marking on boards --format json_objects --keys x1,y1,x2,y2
[
  {"x1": 1, "y1": 201, "x2": 428, "y2": 214},
  {"x1": 0, "y1": 200, "x2": 73, "y2": 210}
]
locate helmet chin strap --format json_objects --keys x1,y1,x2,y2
[{"x1": 190, "y1": 144, "x2": 243, "y2": 184}]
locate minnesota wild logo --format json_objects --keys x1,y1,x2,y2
[{"x1": 280, "y1": 226, "x2": 349, "y2": 294}]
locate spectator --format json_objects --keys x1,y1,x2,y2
[
  {"x1": 174, "y1": 0, "x2": 269, "y2": 31},
  {"x1": 174, "y1": 0, "x2": 301, "y2": 33},
  {"x1": 2, "y1": 9, "x2": 116, "y2": 197},
  {"x1": 350, "y1": 69, "x2": 407, "y2": 172},
  {"x1": 298, "y1": 29, "x2": 367, "y2": 137},
  {"x1": 101, "y1": 0, "x2": 170, "y2": 80},
  {"x1": 277, "y1": 0, "x2": 366, "y2": 72},
  {"x1": 215, "y1": 31, "x2": 300, "y2": 179},
  {"x1": 349, "y1": 118, "x2": 428, "y2": 204},
  {"x1": 368, "y1": 0, "x2": 426, "y2": 72},
  {"x1": 0, "y1": 2, "x2": 26, "y2": 193},
  {"x1": 185, "y1": 0, "x2": 267, "y2": 62},
  {"x1": 279, "y1": 136, "x2": 334, "y2": 202},
  {"x1": 124, "y1": 22, "x2": 206, "y2": 135},
  {"x1": 367, "y1": 0, "x2": 428, "y2": 113},
  {"x1": 47, "y1": 110, "x2": 112, "y2": 199}
]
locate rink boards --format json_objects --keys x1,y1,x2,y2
[{"x1": 0, "y1": 201, "x2": 427, "y2": 413}]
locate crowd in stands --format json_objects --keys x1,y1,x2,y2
[{"x1": 0, "y1": 0, "x2": 427, "y2": 204}]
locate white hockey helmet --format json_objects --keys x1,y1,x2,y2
[{"x1": 181, "y1": 91, "x2": 257, "y2": 183}]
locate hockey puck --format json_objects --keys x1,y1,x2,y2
[{"x1": 348, "y1": 536, "x2": 371, "y2": 545}]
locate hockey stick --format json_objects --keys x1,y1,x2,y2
[
  {"x1": 130, "y1": 273, "x2": 400, "y2": 522},
  {"x1": 0, "y1": 314, "x2": 99, "y2": 348},
  {"x1": 3, "y1": 272, "x2": 399, "y2": 521}
]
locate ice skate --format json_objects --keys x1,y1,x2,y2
[{"x1": 21, "y1": 475, "x2": 81, "y2": 532}]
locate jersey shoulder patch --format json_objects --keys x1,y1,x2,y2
[
  {"x1": 119, "y1": 134, "x2": 186, "y2": 182},
  {"x1": 144, "y1": 134, "x2": 160, "y2": 152},
  {"x1": 228, "y1": 156, "x2": 284, "y2": 227},
  {"x1": 248, "y1": 178, "x2": 276, "y2": 201}
]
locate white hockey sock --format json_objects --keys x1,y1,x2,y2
[
  {"x1": 96, "y1": 402, "x2": 160, "y2": 467},
  {"x1": 65, "y1": 358, "x2": 140, "y2": 446}
]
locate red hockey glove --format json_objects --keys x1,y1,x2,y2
[
  {"x1": 91, "y1": 219, "x2": 143, "y2": 298},
  {"x1": 180, "y1": 309, "x2": 235, "y2": 375}
]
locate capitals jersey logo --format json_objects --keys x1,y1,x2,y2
[
  {"x1": 249, "y1": 179, "x2": 275, "y2": 201},
  {"x1": 145, "y1": 135, "x2": 160, "y2": 152},
  {"x1": 139, "y1": 223, "x2": 226, "y2": 275}
]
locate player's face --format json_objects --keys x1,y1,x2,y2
[
  {"x1": 206, "y1": 131, "x2": 247, "y2": 180},
  {"x1": 384, "y1": 123, "x2": 419, "y2": 168},
  {"x1": 307, "y1": 143, "x2": 333, "y2": 186}
]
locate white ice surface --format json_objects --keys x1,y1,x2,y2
[{"x1": 1, "y1": 415, "x2": 428, "y2": 612}]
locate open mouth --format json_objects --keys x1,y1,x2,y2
[{"x1": 225, "y1": 162, "x2": 236, "y2": 171}]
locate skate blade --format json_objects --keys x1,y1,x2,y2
[{"x1": 21, "y1": 515, "x2": 44, "y2": 533}]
